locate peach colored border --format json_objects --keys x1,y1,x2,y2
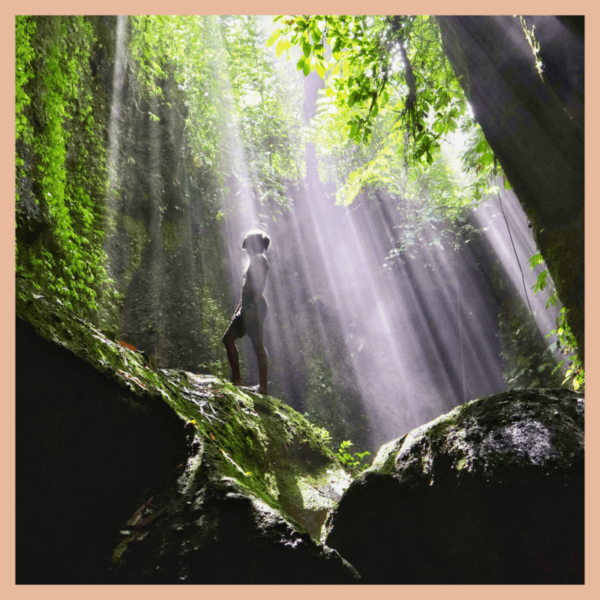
[{"x1": 4, "y1": 1, "x2": 597, "y2": 598}]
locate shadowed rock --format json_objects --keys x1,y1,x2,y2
[
  {"x1": 16, "y1": 278, "x2": 358, "y2": 584},
  {"x1": 324, "y1": 388, "x2": 584, "y2": 584}
]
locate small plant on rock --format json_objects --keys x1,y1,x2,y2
[{"x1": 336, "y1": 440, "x2": 371, "y2": 476}]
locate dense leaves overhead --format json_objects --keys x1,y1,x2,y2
[{"x1": 271, "y1": 16, "x2": 466, "y2": 156}]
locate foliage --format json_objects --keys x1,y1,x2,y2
[
  {"x1": 528, "y1": 254, "x2": 584, "y2": 391},
  {"x1": 128, "y1": 16, "x2": 303, "y2": 226},
  {"x1": 550, "y1": 308, "x2": 584, "y2": 391},
  {"x1": 460, "y1": 120, "x2": 510, "y2": 201},
  {"x1": 270, "y1": 15, "x2": 489, "y2": 260},
  {"x1": 308, "y1": 423, "x2": 332, "y2": 446},
  {"x1": 130, "y1": 16, "x2": 226, "y2": 171},
  {"x1": 15, "y1": 16, "x2": 116, "y2": 318},
  {"x1": 271, "y1": 16, "x2": 465, "y2": 152},
  {"x1": 221, "y1": 16, "x2": 304, "y2": 214},
  {"x1": 336, "y1": 440, "x2": 371, "y2": 476},
  {"x1": 498, "y1": 305, "x2": 562, "y2": 390},
  {"x1": 15, "y1": 17, "x2": 36, "y2": 148}
]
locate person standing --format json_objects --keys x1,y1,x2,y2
[{"x1": 222, "y1": 230, "x2": 270, "y2": 394}]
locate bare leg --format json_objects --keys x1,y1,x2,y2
[
  {"x1": 222, "y1": 332, "x2": 242, "y2": 386},
  {"x1": 250, "y1": 334, "x2": 268, "y2": 395}
]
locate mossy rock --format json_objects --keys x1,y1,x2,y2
[
  {"x1": 325, "y1": 388, "x2": 584, "y2": 584},
  {"x1": 16, "y1": 277, "x2": 358, "y2": 583}
]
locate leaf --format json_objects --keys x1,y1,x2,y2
[
  {"x1": 528, "y1": 253, "x2": 544, "y2": 268},
  {"x1": 316, "y1": 60, "x2": 325, "y2": 79},
  {"x1": 266, "y1": 30, "x2": 281, "y2": 47},
  {"x1": 309, "y1": 22, "x2": 321, "y2": 44},
  {"x1": 275, "y1": 39, "x2": 285, "y2": 58},
  {"x1": 301, "y1": 36, "x2": 311, "y2": 58}
]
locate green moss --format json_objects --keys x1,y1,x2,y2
[
  {"x1": 120, "y1": 215, "x2": 151, "y2": 291},
  {"x1": 161, "y1": 220, "x2": 180, "y2": 253}
]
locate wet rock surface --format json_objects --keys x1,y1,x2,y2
[
  {"x1": 110, "y1": 454, "x2": 358, "y2": 584},
  {"x1": 324, "y1": 388, "x2": 584, "y2": 584},
  {"x1": 16, "y1": 279, "x2": 356, "y2": 584}
]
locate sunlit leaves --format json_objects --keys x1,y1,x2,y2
[
  {"x1": 15, "y1": 17, "x2": 36, "y2": 145},
  {"x1": 532, "y1": 270, "x2": 547, "y2": 293},
  {"x1": 528, "y1": 252, "x2": 544, "y2": 269},
  {"x1": 220, "y1": 16, "x2": 303, "y2": 213},
  {"x1": 460, "y1": 121, "x2": 505, "y2": 202},
  {"x1": 271, "y1": 14, "x2": 470, "y2": 181},
  {"x1": 546, "y1": 307, "x2": 584, "y2": 391},
  {"x1": 336, "y1": 440, "x2": 371, "y2": 475},
  {"x1": 530, "y1": 258, "x2": 584, "y2": 391},
  {"x1": 297, "y1": 55, "x2": 310, "y2": 76}
]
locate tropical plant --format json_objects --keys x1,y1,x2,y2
[{"x1": 336, "y1": 440, "x2": 371, "y2": 475}]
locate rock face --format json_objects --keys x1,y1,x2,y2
[
  {"x1": 16, "y1": 278, "x2": 357, "y2": 584},
  {"x1": 110, "y1": 434, "x2": 357, "y2": 584},
  {"x1": 324, "y1": 388, "x2": 584, "y2": 584}
]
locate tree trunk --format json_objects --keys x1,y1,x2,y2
[{"x1": 437, "y1": 16, "x2": 585, "y2": 367}]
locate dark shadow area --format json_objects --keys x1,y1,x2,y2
[{"x1": 16, "y1": 317, "x2": 189, "y2": 584}]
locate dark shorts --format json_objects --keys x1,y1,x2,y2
[{"x1": 225, "y1": 296, "x2": 268, "y2": 341}]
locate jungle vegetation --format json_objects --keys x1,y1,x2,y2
[{"x1": 15, "y1": 15, "x2": 584, "y2": 397}]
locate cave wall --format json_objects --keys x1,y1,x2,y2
[{"x1": 99, "y1": 22, "x2": 234, "y2": 374}]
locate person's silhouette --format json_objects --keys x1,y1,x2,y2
[{"x1": 222, "y1": 230, "x2": 270, "y2": 394}]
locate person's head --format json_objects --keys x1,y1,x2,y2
[{"x1": 242, "y1": 230, "x2": 271, "y2": 255}]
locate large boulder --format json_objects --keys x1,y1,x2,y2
[
  {"x1": 16, "y1": 278, "x2": 358, "y2": 584},
  {"x1": 324, "y1": 388, "x2": 584, "y2": 584}
]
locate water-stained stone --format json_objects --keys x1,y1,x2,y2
[{"x1": 324, "y1": 388, "x2": 584, "y2": 584}]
